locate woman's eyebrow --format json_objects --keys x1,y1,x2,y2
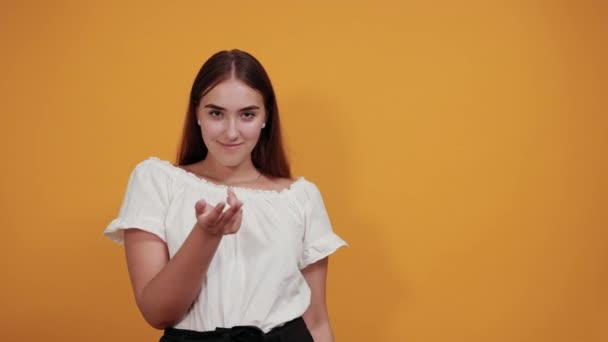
[
  {"x1": 204, "y1": 104, "x2": 225, "y2": 110},
  {"x1": 203, "y1": 104, "x2": 260, "y2": 111},
  {"x1": 239, "y1": 105, "x2": 260, "y2": 112}
]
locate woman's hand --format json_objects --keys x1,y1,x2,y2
[{"x1": 194, "y1": 188, "x2": 243, "y2": 236}]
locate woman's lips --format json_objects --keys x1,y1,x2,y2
[{"x1": 219, "y1": 142, "x2": 243, "y2": 149}]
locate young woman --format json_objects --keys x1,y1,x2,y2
[{"x1": 104, "y1": 49, "x2": 347, "y2": 342}]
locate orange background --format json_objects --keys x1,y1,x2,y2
[{"x1": 1, "y1": 1, "x2": 606, "y2": 341}]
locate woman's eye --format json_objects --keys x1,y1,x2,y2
[
  {"x1": 242, "y1": 112, "x2": 255, "y2": 119},
  {"x1": 209, "y1": 110, "x2": 222, "y2": 117}
]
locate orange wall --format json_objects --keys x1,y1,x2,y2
[{"x1": 1, "y1": 1, "x2": 606, "y2": 341}]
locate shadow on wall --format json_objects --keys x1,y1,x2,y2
[{"x1": 283, "y1": 89, "x2": 407, "y2": 340}]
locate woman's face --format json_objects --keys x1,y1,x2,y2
[{"x1": 197, "y1": 78, "x2": 266, "y2": 168}]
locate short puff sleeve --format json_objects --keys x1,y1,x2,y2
[
  {"x1": 104, "y1": 159, "x2": 171, "y2": 245},
  {"x1": 299, "y1": 181, "x2": 348, "y2": 269}
]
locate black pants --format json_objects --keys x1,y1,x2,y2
[{"x1": 159, "y1": 317, "x2": 314, "y2": 342}]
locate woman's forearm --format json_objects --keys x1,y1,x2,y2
[{"x1": 136, "y1": 225, "x2": 222, "y2": 329}]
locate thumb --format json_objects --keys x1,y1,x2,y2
[{"x1": 194, "y1": 200, "x2": 207, "y2": 216}]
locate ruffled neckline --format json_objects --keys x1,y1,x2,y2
[{"x1": 147, "y1": 157, "x2": 306, "y2": 197}]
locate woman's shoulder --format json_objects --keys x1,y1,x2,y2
[
  {"x1": 127, "y1": 157, "x2": 177, "y2": 184},
  {"x1": 261, "y1": 176, "x2": 299, "y2": 192},
  {"x1": 259, "y1": 175, "x2": 324, "y2": 197}
]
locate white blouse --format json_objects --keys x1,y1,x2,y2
[{"x1": 104, "y1": 157, "x2": 347, "y2": 333}]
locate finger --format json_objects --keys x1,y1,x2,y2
[
  {"x1": 222, "y1": 202, "x2": 241, "y2": 219},
  {"x1": 203, "y1": 202, "x2": 225, "y2": 225},
  {"x1": 224, "y1": 208, "x2": 243, "y2": 234},
  {"x1": 227, "y1": 188, "x2": 238, "y2": 206},
  {"x1": 194, "y1": 200, "x2": 207, "y2": 216},
  {"x1": 225, "y1": 200, "x2": 243, "y2": 212},
  {"x1": 216, "y1": 201, "x2": 243, "y2": 227}
]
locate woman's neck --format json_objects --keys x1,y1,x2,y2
[{"x1": 199, "y1": 156, "x2": 261, "y2": 185}]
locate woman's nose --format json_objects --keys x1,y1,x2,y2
[{"x1": 225, "y1": 119, "x2": 239, "y2": 140}]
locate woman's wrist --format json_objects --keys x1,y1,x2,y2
[{"x1": 195, "y1": 222, "x2": 224, "y2": 239}]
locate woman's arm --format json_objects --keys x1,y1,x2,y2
[
  {"x1": 124, "y1": 225, "x2": 221, "y2": 329},
  {"x1": 302, "y1": 257, "x2": 335, "y2": 342},
  {"x1": 125, "y1": 192, "x2": 243, "y2": 329}
]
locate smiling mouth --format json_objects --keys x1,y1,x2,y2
[{"x1": 219, "y1": 142, "x2": 243, "y2": 148}]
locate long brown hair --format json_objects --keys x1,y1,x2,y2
[{"x1": 176, "y1": 49, "x2": 291, "y2": 179}]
